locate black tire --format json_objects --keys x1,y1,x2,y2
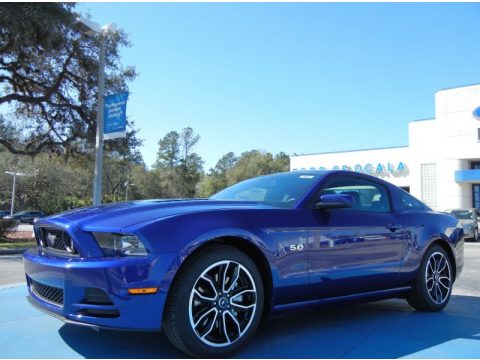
[
  {"x1": 406, "y1": 244, "x2": 453, "y2": 312},
  {"x1": 475, "y1": 228, "x2": 479, "y2": 242},
  {"x1": 162, "y1": 244, "x2": 264, "y2": 358}
]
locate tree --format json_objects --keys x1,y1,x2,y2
[
  {"x1": 0, "y1": 3, "x2": 137, "y2": 157},
  {"x1": 153, "y1": 127, "x2": 204, "y2": 198},
  {"x1": 155, "y1": 131, "x2": 180, "y2": 170},
  {"x1": 201, "y1": 152, "x2": 237, "y2": 195},
  {"x1": 213, "y1": 152, "x2": 237, "y2": 175},
  {"x1": 0, "y1": 151, "x2": 93, "y2": 214},
  {"x1": 199, "y1": 150, "x2": 290, "y2": 197},
  {"x1": 226, "y1": 150, "x2": 287, "y2": 184},
  {"x1": 179, "y1": 127, "x2": 200, "y2": 173},
  {"x1": 178, "y1": 127, "x2": 203, "y2": 197}
]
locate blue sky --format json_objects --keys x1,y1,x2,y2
[{"x1": 79, "y1": 2, "x2": 480, "y2": 170}]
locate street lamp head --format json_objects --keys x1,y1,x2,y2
[
  {"x1": 76, "y1": 16, "x2": 118, "y2": 36},
  {"x1": 102, "y1": 23, "x2": 118, "y2": 34},
  {"x1": 76, "y1": 16, "x2": 102, "y2": 35},
  {"x1": 5, "y1": 171, "x2": 26, "y2": 176}
]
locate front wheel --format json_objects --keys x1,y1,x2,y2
[
  {"x1": 162, "y1": 245, "x2": 264, "y2": 357},
  {"x1": 406, "y1": 244, "x2": 453, "y2": 312}
]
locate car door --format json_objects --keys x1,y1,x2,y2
[
  {"x1": 306, "y1": 175, "x2": 408, "y2": 299},
  {"x1": 18, "y1": 212, "x2": 28, "y2": 222}
]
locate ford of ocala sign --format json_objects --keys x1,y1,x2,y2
[
  {"x1": 473, "y1": 106, "x2": 480, "y2": 120},
  {"x1": 293, "y1": 162, "x2": 408, "y2": 174}
]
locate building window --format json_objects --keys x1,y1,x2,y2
[
  {"x1": 473, "y1": 185, "x2": 480, "y2": 208},
  {"x1": 421, "y1": 163, "x2": 437, "y2": 210},
  {"x1": 472, "y1": 162, "x2": 480, "y2": 170}
]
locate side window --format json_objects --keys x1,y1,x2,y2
[
  {"x1": 319, "y1": 177, "x2": 391, "y2": 212},
  {"x1": 399, "y1": 191, "x2": 425, "y2": 211}
]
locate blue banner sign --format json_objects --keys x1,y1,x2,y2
[{"x1": 104, "y1": 92, "x2": 128, "y2": 140}]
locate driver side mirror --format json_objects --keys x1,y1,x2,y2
[{"x1": 314, "y1": 194, "x2": 354, "y2": 210}]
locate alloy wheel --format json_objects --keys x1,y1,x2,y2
[
  {"x1": 188, "y1": 260, "x2": 257, "y2": 347},
  {"x1": 425, "y1": 251, "x2": 451, "y2": 304}
]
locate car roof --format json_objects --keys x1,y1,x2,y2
[{"x1": 291, "y1": 170, "x2": 397, "y2": 186}]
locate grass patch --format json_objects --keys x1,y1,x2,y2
[{"x1": 0, "y1": 241, "x2": 36, "y2": 249}]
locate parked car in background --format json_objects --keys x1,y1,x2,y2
[
  {"x1": 445, "y1": 209, "x2": 479, "y2": 242},
  {"x1": 4, "y1": 211, "x2": 45, "y2": 224},
  {"x1": 0, "y1": 210, "x2": 11, "y2": 218},
  {"x1": 24, "y1": 171, "x2": 464, "y2": 357}
]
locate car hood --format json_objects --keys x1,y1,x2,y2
[
  {"x1": 37, "y1": 199, "x2": 275, "y2": 232},
  {"x1": 458, "y1": 219, "x2": 475, "y2": 226}
]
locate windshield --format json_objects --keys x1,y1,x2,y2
[
  {"x1": 210, "y1": 172, "x2": 322, "y2": 208},
  {"x1": 13, "y1": 211, "x2": 26, "y2": 216},
  {"x1": 450, "y1": 210, "x2": 474, "y2": 220}
]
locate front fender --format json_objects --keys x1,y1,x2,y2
[{"x1": 157, "y1": 226, "x2": 278, "y2": 299}]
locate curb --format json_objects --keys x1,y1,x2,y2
[
  {"x1": 0, "y1": 282, "x2": 25, "y2": 290},
  {"x1": 0, "y1": 248, "x2": 31, "y2": 255}
]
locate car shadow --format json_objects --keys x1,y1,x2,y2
[{"x1": 58, "y1": 295, "x2": 480, "y2": 358}]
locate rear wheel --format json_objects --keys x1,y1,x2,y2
[
  {"x1": 407, "y1": 244, "x2": 453, "y2": 312},
  {"x1": 163, "y1": 245, "x2": 264, "y2": 357}
]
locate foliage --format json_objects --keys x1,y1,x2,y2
[
  {"x1": 0, "y1": 4, "x2": 291, "y2": 213},
  {"x1": 0, "y1": 218, "x2": 19, "y2": 239},
  {"x1": 153, "y1": 127, "x2": 204, "y2": 198},
  {"x1": 198, "y1": 150, "x2": 290, "y2": 197},
  {"x1": 156, "y1": 131, "x2": 180, "y2": 170},
  {"x1": 0, "y1": 131, "x2": 290, "y2": 213},
  {"x1": 0, "y1": 3, "x2": 138, "y2": 157}
]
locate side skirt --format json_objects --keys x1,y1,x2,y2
[{"x1": 271, "y1": 286, "x2": 412, "y2": 313}]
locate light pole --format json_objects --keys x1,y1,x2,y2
[
  {"x1": 5, "y1": 171, "x2": 26, "y2": 215},
  {"x1": 76, "y1": 17, "x2": 117, "y2": 206},
  {"x1": 125, "y1": 180, "x2": 135, "y2": 201}
]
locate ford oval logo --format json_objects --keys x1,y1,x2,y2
[{"x1": 473, "y1": 106, "x2": 480, "y2": 120}]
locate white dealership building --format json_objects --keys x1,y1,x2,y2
[{"x1": 290, "y1": 84, "x2": 480, "y2": 211}]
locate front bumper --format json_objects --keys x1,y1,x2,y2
[
  {"x1": 23, "y1": 248, "x2": 177, "y2": 331},
  {"x1": 461, "y1": 225, "x2": 475, "y2": 239}
]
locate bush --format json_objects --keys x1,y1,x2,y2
[{"x1": 0, "y1": 218, "x2": 20, "y2": 239}]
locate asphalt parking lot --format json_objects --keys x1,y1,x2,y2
[{"x1": 0, "y1": 243, "x2": 479, "y2": 358}]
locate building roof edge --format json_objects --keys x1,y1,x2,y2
[{"x1": 291, "y1": 145, "x2": 409, "y2": 158}]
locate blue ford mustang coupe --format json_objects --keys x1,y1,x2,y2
[{"x1": 24, "y1": 171, "x2": 464, "y2": 357}]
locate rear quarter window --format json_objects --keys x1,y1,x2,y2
[{"x1": 398, "y1": 191, "x2": 426, "y2": 211}]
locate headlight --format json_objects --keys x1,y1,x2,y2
[{"x1": 92, "y1": 232, "x2": 148, "y2": 257}]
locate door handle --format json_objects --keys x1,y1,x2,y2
[{"x1": 387, "y1": 223, "x2": 402, "y2": 232}]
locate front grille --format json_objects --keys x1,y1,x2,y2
[
  {"x1": 29, "y1": 277, "x2": 64, "y2": 307},
  {"x1": 35, "y1": 227, "x2": 78, "y2": 255}
]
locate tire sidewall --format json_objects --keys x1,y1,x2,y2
[{"x1": 166, "y1": 245, "x2": 264, "y2": 357}]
